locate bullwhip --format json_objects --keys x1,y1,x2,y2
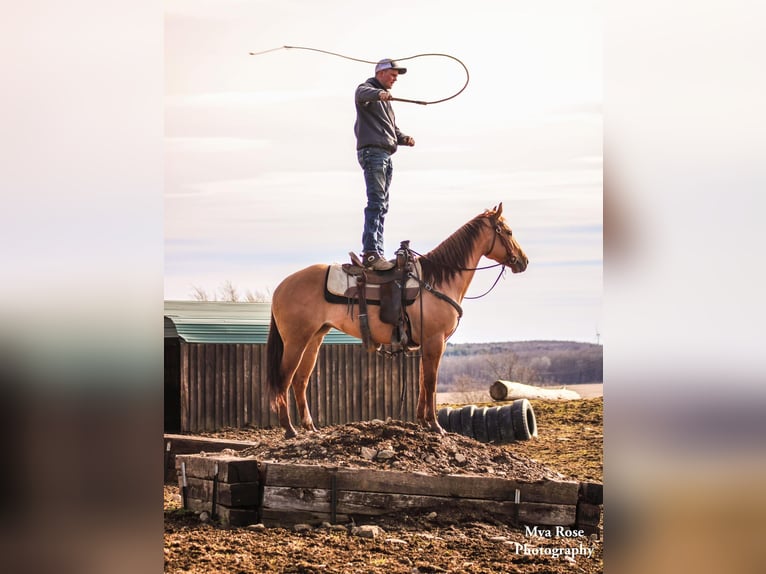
[{"x1": 248, "y1": 45, "x2": 469, "y2": 105}]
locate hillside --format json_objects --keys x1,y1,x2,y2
[{"x1": 438, "y1": 340, "x2": 602, "y2": 390}]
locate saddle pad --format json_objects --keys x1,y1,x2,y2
[{"x1": 325, "y1": 261, "x2": 422, "y2": 300}]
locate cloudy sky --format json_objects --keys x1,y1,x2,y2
[{"x1": 164, "y1": 0, "x2": 603, "y2": 344}]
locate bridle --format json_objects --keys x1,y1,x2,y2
[
  {"x1": 408, "y1": 217, "x2": 521, "y2": 302},
  {"x1": 486, "y1": 217, "x2": 521, "y2": 269},
  {"x1": 460, "y1": 219, "x2": 516, "y2": 300},
  {"x1": 404, "y1": 215, "x2": 521, "y2": 349}
]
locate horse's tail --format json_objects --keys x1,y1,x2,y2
[{"x1": 266, "y1": 313, "x2": 284, "y2": 411}]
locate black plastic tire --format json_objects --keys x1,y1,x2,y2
[
  {"x1": 498, "y1": 404, "x2": 515, "y2": 443},
  {"x1": 448, "y1": 408, "x2": 463, "y2": 434},
  {"x1": 472, "y1": 407, "x2": 490, "y2": 443},
  {"x1": 460, "y1": 405, "x2": 476, "y2": 438},
  {"x1": 485, "y1": 406, "x2": 501, "y2": 443},
  {"x1": 510, "y1": 398, "x2": 538, "y2": 440},
  {"x1": 437, "y1": 407, "x2": 452, "y2": 431}
]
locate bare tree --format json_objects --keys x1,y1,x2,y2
[
  {"x1": 191, "y1": 285, "x2": 210, "y2": 301},
  {"x1": 485, "y1": 352, "x2": 519, "y2": 381},
  {"x1": 218, "y1": 280, "x2": 240, "y2": 302},
  {"x1": 452, "y1": 374, "x2": 488, "y2": 404},
  {"x1": 486, "y1": 352, "x2": 541, "y2": 384},
  {"x1": 245, "y1": 288, "x2": 272, "y2": 303}
]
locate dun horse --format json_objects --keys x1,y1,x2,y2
[{"x1": 267, "y1": 204, "x2": 528, "y2": 438}]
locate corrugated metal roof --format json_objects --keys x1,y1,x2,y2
[{"x1": 164, "y1": 300, "x2": 361, "y2": 345}]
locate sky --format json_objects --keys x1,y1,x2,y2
[{"x1": 164, "y1": 0, "x2": 603, "y2": 344}]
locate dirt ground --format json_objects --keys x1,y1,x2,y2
[{"x1": 164, "y1": 397, "x2": 603, "y2": 573}]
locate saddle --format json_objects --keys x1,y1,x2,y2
[{"x1": 324, "y1": 241, "x2": 420, "y2": 353}]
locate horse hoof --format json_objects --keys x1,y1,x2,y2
[
  {"x1": 284, "y1": 427, "x2": 297, "y2": 439},
  {"x1": 418, "y1": 418, "x2": 446, "y2": 435}
]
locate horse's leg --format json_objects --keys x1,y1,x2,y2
[
  {"x1": 274, "y1": 332, "x2": 318, "y2": 438},
  {"x1": 275, "y1": 342, "x2": 310, "y2": 439},
  {"x1": 291, "y1": 328, "x2": 329, "y2": 433},
  {"x1": 417, "y1": 336, "x2": 447, "y2": 435}
]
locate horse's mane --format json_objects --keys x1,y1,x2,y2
[{"x1": 418, "y1": 213, "x2": 491, "y2": 286}]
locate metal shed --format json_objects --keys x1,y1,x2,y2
[{"x1": 164, "y1": 301, "x2": 420, "y2": 433}]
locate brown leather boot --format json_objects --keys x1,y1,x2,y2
[{"x1": 363, "y1": 252, "x2": 395, "y2": 271}]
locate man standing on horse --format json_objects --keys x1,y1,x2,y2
[{"x1": 354, "y1": 58, "x2": 415, "y2": 271}]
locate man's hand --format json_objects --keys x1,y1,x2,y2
[
  {"x1": 379, "y1": 91, "x2": 392, "y2": 101},
  {"x1": 403, "y1": 136, "x2": 415, "y2": 147}
]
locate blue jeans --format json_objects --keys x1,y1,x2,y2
[{"x1": 357, "y1": 147, "x2": 393, "y2": 255}]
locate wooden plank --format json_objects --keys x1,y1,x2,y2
[
  {"x1": 367, "y1": 351, "x2": 374, "y2": 421},
  {"x1": 219, "y1": 344, "x2": 227, "y2": 428},
  {"x1": 226, "y1": 344, "x2": 234, "y2": 426},
  {"x1": 344, "y1": 345, "x2": 353, "y2": 423},
  {"x1": 165, "y1": 435, "x2": 257, "y2": 482},
  {"x1": 338, "y1": 346, "x2": 347, "y2": 425},
  {"x1": 518, "y1": 502, "x2": 577, "y2": 526},
  {"x1": 575, "y1": 501, "x2": 602, "y2": 527},
  {"x1": 407, "y1": 355, "x2": 413, "y2": 421},
  {"x1": 260, "y1": 508, "x2": 349, "y2": 528},
  {"x1": 230, "y1": 344, "x2": 238, "y2": 426},
  {"x1": 313, "y1": 348, "x2": 322, "y2": 427},
  {"x1": 261, "y1": 486, "x2": 576, "y2": 526},
  {"x1": 183, "y1": 496, "x2": 259, "y2": 526},
  {"x1": 376, "y1": 354, "x2": 385, "y2": 420},
  {"x1": 578, "y1": 481, "x2": 603, "y2": 505},
  {"x1": 180, "y1": 342, "x2": 190, "y2": 433},
  {"x1": 353, "y1": 345, "x2": 361, "y2": 423},
  {"x1": 255, "y1": 345, "x2": 269, "y2": 428},
  {"x1": 242, "y1": 344, "x2": 251, "y2": 426},
  {"x1": 165, "y1": 434, "x2": 257, "y2": 452},
  {"x1": 198, "y1": 344, "x2": 206, "y2": 432},
  {"x1": 175, "y1": 454, "x2": 261, "y2": 483},
  {"x1": 259, "y1": 345, "x2": 273, "y2": 428},
  {"x1": 262, "y1": 464, "x2": 334, "y2": 488},
  {"x1": 412, "y1": 354, "x2": 420, "y2": 421},
  {"x1": 262, "y1": 486, "x2": 329, "y2": 512},
  {"x1": 330, "y1": 346, "x2": 339, "y2": 426},
  {"x1": 205, "y1": 344, "x2": 215, "y2": 431},
  {"x1": 391, "y1": 353, "x2": 399, "y2": 419},
  {"x1": 235, "y1": 344, "x2": 243, "y2": 427},
  {"x1": 184, "y1": 477, "x2": 261, "y2": 506},
  {"x1": 261, "y1": 463, "x2": 579, "y2": 505},
  {"x1": 192, "y1": 343, "x2": 200, "y2": 432},
  {"x1": 384, "y1": 352, "x2": 392, "y2": 420},
  {"x1": 189, "y1": 344, "x2": 198, "y2": 432}
]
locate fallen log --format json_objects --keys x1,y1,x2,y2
[{"x1": 489, "y1": 380, "x2": 581, "y2": 401}]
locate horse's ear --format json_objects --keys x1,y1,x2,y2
[{"x1": 496, "y1": 202, "x2": 503, "y2": 217}]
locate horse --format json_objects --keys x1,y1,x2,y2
[{"x1": 266, "y1": 203, "x2": 528, "y2": 438}]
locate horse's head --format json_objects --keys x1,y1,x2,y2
[{"x1": 484, "y1": 203, "x2": 528, "y2": 273}]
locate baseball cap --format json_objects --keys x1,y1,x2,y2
[{"x1": 375, "y1": 59, "x2": 407, "y2": 74}]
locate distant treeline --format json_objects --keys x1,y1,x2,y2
[{"x1": 438, "y1": 341, "x2": 603, "y2": 390}]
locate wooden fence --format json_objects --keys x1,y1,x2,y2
[{"x1": 168, "y1": 341, "x2": 421, "y2": 433}]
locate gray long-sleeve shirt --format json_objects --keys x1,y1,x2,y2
[{"x1": 354, "y1": 77, "x2": 409, "y2": 153}]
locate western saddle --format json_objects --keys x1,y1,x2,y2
[{"x1": 342, "y1": 240, "x2": 419, "y2": 354}]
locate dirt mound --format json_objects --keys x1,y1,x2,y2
[
  {"x1": 221, "y1": 419, "x2": 566, "y2": 482},
  {"x1": 168, "y1": 399, "x2": 604, "y2": 573}
]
